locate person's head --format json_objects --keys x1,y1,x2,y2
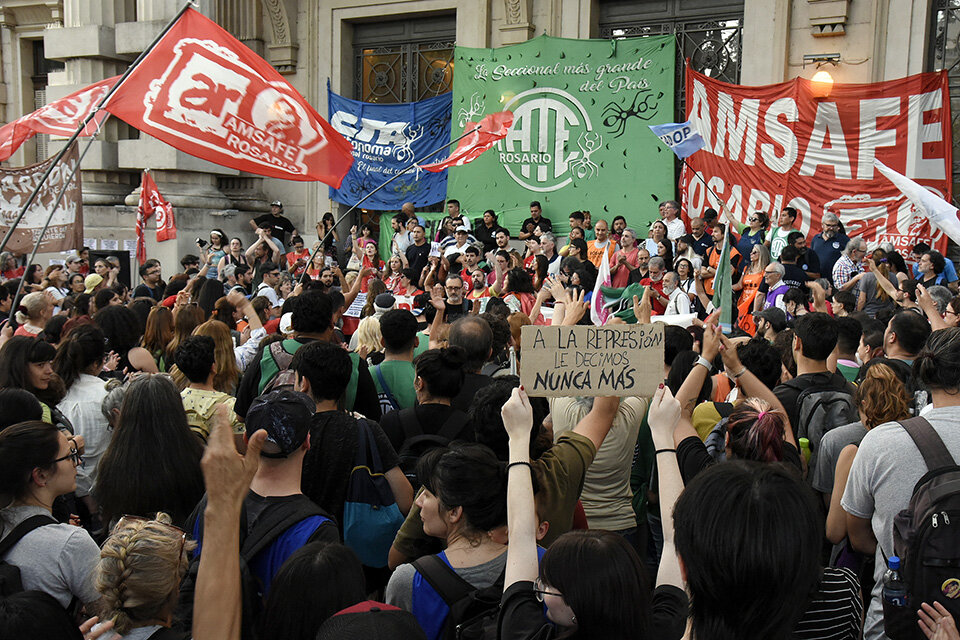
[
  {"x1": 662, "y1": 271, "x2": 679, "y2": 295},
  {"x1": 594, "y1": 219, "x2": 609, "y2": 242},
  {"x1": 53, "y1": 324, "x2": 106, "y2": 390},
  {"x1": 792, "y1": 312, "x2": 837, "y2": 362},
  {"x1": 45, "y1": 264, "x2": 67, "y2": 287},
  {"x1": 568, "y1": 211, "x2": 584, "y2": 228},
  {"x1": 661, "y1": 200, "x2": 680, "y2": 220},
  {"x1": 914, "y1": 327, "x2": 960, "y2": 396},
  {"x1": 462, "y1": 245, "x2": 481, "y2": 269},
  {"x1": 820, "y1": 212, "x2": 840, "y2": 238},
  {"x1": 527, "y1": 200, "x2": 542, "y2": 218},
  {"x1": 636, "y1": 248, "x2": 650, "y2": 271},
  {"x1": 761, "y1": 262, "x2": 783, "y2": 289},
  {"x1": 270, "y1": 200, "x2": 283, "y2": 215},
  {"x1": 611, "y1": 215, "x2": 627, "y2": 234},
  {"x1": 96, "y1": 512, "x2": 196, "y2": 635},
  {"x1": 568, "y1": 238, "x2": 588, "y2": 261},
  {"x1": 927, "y1": 285, "x2": 953, "y2": 316},
  {"x1": 777, "y1": 206, "x2": 798, "y2": 228},
  {"x1": 0, "y1": 336, "x2": 57, "y2": 395},
  {"x1": 143, "y1": 305, "x2": 174, "y2": 355},
  {"x1": 736, "y1": 338, "x2": 782, "y2": 389},
  {"x1": 656, "y1": 238, "x2": 673, "y2": 264},
  {"x1": 447, "y1": 198, "x2": 461, "y2": 217},
  {"x1": 444, "y1": 274, "x2": 465, "y2": 304},
  {"x1": 245, "y1": 389, "x2": 314, "y2": 459},
  {"x1": 857, "y1": 318, "x2": 886, "y2": 365},
  {"x1": 782, "y1": 287, "x2": 809, "y2": 317},
  {"x1": 0, "y1": 389, "x2": 42, "y2": 430},
  {"x1": 139, "y1": 259, "x2": 162, "y2": 285},
  {"x1": 912, "y1": 242, "x2": 933, "y2": 261},
  {"x1": 64, "y1": 254, "x2": 82, "y2": 273},
  {"x1": 68, "y1": 272, "x2": 86, "y2": 294},
  {"x1": 725, "y1": 397, "x2": 787, "y2": 462},
  {"x1": 779, "y1": 245, "x2": 800, "y2": 265},
  {"x1": 180, "y1": 254, "x2": 201, "y2": 272},
  {"x1": 495, "y1": 228, "x2": 510, "y2": 249},
  {"x1": 0, "y1": 590, "x2": 85, "y2": 639},
  {"x1": 675, "y1": 462, "x2": 822, "y2": 640},
  {"x1": 0, "y1": 420, "x2": 77, "y2": 505},
  {"x1": 92, "y1": 287, "x2": 120, "y2": 313},
  {"x1": 414, "y1": 346, "x2": 467, "y2": 401},
  {"x1": 690, "y1": 216, "x2": 705, "y2": 236},
  {"x1": 647, "y1": 256, "x2": 666, "y2": 281},
  {"x1": 482, "y1": 209, "x2": 497, "y2": 226},
  {"x1": 753, "y1": 307, "x2": 788, "y2": 338},
  {"x1": 649, "y1": 220, "x2": 667, "y2": 242},
  {"x1": 885, "y1": 309, "x2": 932, "y2": 358},
  {"x1": 291, "y1": 291, "x2": 334, "y2": 336},
  {"x1": 538, "y1": 530, "x2": 651, "y2": 637},
  {"x1": 674, "y1": 258, "x2": 694, "y2": 281},
  {"x1": 568, "y1": 226, "x2": 585, "y2": 242},
  {"x1": 379, "y1": 309, "x2": 418, "y2": 355},
  {"x1": 416, "y1": 443, "x2": 507, "y2": 542},
  {"x1": 505, "y1": 267, "x2": 535, "y2": 295},
  {"x1": 260, "y1": 262, "x2": 281, "y2": 288},
  {"x1": 292, "y1": 340, "x2": 352, "y2": 404},
  {"x1": 448, "y1": 315, "x2": 493, "y2": 373},
  {"x1": 258, "y1": 542, "x2": 366, "y2": 640},
  {"x1": 856, "y1": 363, "x2": 910, "y2": 429},
  {"x1": 663, "y1": 325, "x2": 694, "y2": 371},
  {"x1": 15, "y1": 291, "x2": 52, "y2": 326},
  {"x1": 843, "y1": 237, "x2": 867, "y2": 263},
  {"x1": 746, "y1": 211, "x2": 769, "y2": 231},
  {"x1": 174, "y1": 335, "x2": 216, "y2": 384},
  {"x1": 920, "y1": 250, "x2": 946, "y2": 276},
  {"x1": 835, "y1": 316, "x2": 863, "y2": 357}
]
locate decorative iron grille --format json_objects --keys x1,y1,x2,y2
[
  {"x1": 930, "y1": 0, "x2": 960, "y2": 206},
  {"x1": 354, "y1": 40, "x2": 455, "y2": 103}
]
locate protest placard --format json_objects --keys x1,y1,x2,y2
[{"x1": 520, "y1": 324, "x2": 664, "y2": 397}]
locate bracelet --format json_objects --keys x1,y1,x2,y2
[
  {"x1": 732, "y1": 366, "x2": 748, "y2": 379},
  {"x1": 695, "y1": 355, "x2": 714, "y2": 373},
  {"x1": 507, "y1": 461, "x2": 533, "y2": 471},
  {"x1": 655, "y1": 449, "x2": 676, "y2": 455}
]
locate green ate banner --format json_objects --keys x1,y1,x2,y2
[{"x1": 446, "y1": 34, "x2": 675, "y2": 236}]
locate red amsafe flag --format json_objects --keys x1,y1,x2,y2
[
  {"x1": 0, "y1": 76, "x2": 118, "y2": 161},
  {"x1": 104, "y1": 9, "x2": 354, "y2": 185},
  {"x1": 420, "y1": 111, "x2": 514, "y2": 172},
  {"x1": 136, "y1": 171, "x2": 176, "y2": 265}
]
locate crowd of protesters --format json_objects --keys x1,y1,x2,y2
[{"x1": 1, "y1": 195, "x2": 960, "y2": 640}]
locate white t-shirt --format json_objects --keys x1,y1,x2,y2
[
  {"x1": 766, "y1": 226, "x2": 794, "y2": 260},
  {"x1": 57, "y1": 373, "x2": 110, "y2": 497}
]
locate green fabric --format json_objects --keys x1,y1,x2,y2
[
  {"x1": 713, "y1": 230, "x2": 734, "y2": 329},
  {"x1": 372, "y1": 360, "x2": 417, "y2": 410},
  {"x1": 413, "y1": 330, "x2": 430, "y2": 358},
  {"x1": 446, "y1": 34, "x2": 676, "y2": 236},
  {"x1": 345, "y1": 351, "x2": 360, "y2": 411},
  {"x1": 258, "y1": 339, "x2": 361, "y2": 412},
  {"x1": 837, "y1": 363, "x2": 859, "y2": 383}
]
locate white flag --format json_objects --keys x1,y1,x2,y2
[
  {"x1": 591, "y1": 249, "x2": 612, "y2": 326},
  {"x1": 874, "y1": 159, "x2": 960, "y2": 246}
]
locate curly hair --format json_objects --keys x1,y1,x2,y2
[
  {"x1": 96, "y1": 512, "x2": 196, "y2": 634},
  {"x1": 857, "y1": 363, "x2": 910, "y2": 428}
]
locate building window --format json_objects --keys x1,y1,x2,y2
[
  {"x1": 352, "y1": 15, "x2": 456, "y2": 103},
  {"x1": 930, "y1": 0, "x2": 960, "y2": 206},
  {"x1": 598, "y1": 0, "x2": 744, "y2": 120},
  {"x1": 31, "y1": 40, "x2": 64, "y2": 160}
]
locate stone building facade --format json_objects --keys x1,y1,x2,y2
[{"x1": 0, "y1": 0, "x2": 952, "y2": 270}]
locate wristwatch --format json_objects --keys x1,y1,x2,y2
[{"x1": 695, "y1": 355, "x2": 714, "y2": 373}]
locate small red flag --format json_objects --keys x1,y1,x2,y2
[
  {"x1": 0, "y1": 76, "x2": 118, "y2": 161},
  {"x1": 420, "y1": 111, "x2": 514, "y2": 173},
  {"x1": 136, "y1": 171, "x2": 175, "y2": 264},
  {"x1": 103, "y1": 9, "x2": 353, "y2": 185}
]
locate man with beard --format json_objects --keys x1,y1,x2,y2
[
  {"x1": 810, "y1": 213, "x2": 848, "y2": 284},
  {"x1": 787, "y1": 231, "x2": 821, "y2": 280},
  {"x1": 662, "y1": 271, "x2": 691, "y2": 315}
]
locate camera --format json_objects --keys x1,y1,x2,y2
[{"x1": 196, "y1": 238, "x2": 208, "y2": 248}]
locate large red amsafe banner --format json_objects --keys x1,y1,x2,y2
[{"x1": 681, "y1": 67, "x2": 953, "y2": 255}]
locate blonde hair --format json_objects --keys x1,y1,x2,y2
[
  {"x1": 354, "y1": 316, "x2": 383, "y2": 356},
  {"x1": 192, "y1": 319, "x2": 241, "y2": 393},
  {"x1": 96, "y1": 512, "x2": 196, "y2": 635},
  {"x1": 15, "y1": 291, "x2": 47, "y2": 324}
]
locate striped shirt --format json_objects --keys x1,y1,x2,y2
[{"x1": 795, "y1": 566, "x2": 863, "y2": 640}]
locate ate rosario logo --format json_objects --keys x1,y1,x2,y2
[{"x1": 141, "y1": 38, "x2": 330, "y2": 175}]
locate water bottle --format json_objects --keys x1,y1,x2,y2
[
  {"x1": 798, "y1": 438, "x2": 811, "y2": 463},
  {"x1": 882, "y1": 556, "x2": 908, "y2": 608}
]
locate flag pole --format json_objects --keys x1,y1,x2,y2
[
  {"x1": 0, "y1": 0, "x2": 195, "y2": 255},
  {"x1": 297, "y1": 125, "x2": 481, "y2": 285},
  {"x1": 7, "y1": 128, "x2": 104, "y2": 324}
]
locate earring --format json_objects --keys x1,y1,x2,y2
[{"x1": 571, "y1": 614, "x2": 577, "y2": 625}]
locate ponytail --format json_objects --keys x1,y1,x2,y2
[
  {"x1": 727, "y1": 398, "x2": 786, "y2": 463},
  {"x1": 53, "y1": 324, "x2": 106, "y2": 390}
]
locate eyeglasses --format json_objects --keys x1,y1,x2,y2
[
  {"x1": 532, "y1": 577, "x2": 563, "y2": 603},
  {"x1": 51, "y1": 447, "x2": 83, "y2": 468}
]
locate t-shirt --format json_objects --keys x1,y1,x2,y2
[
  {"x1": 550, "y1": 396, "x2": 647, "y2": 531},
  {"x1": 406, "y1": 242, "x2": 430, "y2": 278},
  {"x1": 451, "y1": 372, "x2": 492, "y2": 413},
  {"x1": 690, "y1": 232, "x2": 714, "y2": 256},
  {"x1": 842, "y1": 407, "x2": 960, "y2": 640},
  {"x1": 810, "y1": 421, "x2": 867, "y2": 495},
  {"x1": 794, "y1": 567, "x2": 864, "y2": 640},
  {"x1": 380, "y1": 403, "x2": 474, "y2": 453},
  {"x1": 858, "y1": 271, "x2": 896, "y2": 318},
  {"x1": 181, "y1": 387, "x2": 244, "y2": 442},
  {"x1": 301, "y1": 411, "x2": 400, "y2": 525},
  {"x1": 520, "y1": 216, "x2": 552, "y2": 236},
  {"x1": 133, "y1": 283, "x2": 164, "y2": 302},
  {"x1": 370, "y1": 360, "x2": 417, "y2": 413},
  {"x1": 254, "y1": 214, "x2": 295, "y2": 244},
  {"x1": 663, "y1": 217, "x2": 686, "y2": 240},
  {"x1": 391, "y1": 432, "x2": 597, "y2": 561},
  {"x1": 766, "y1": 226, "x2": 795, "y2": 260},
  {"x1": 811, "y1": 232, "x2": 849, "y2": 283},
  {"x1": 835, "y1": 361, "x2": 860, "y2": 383},
  {"x1": 781, "y1": 263, "x2": 809, "y2": 289},
  {"x1": 58, "y1": 373, "x2": 110, "y2": 497},
  {"x1": 0, "y1": 505, "x2": 101, "y2": 607}
]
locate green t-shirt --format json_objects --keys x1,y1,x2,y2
[
  {"x1": 413, "y1": 330, "x2": 430, "y2": 358},
  {"x1": 837, "y1": 362, "x2": 860, "y2": 383},
  {"x1": 371, "y1": 360, "x2": 417, "y2": 411},
  {"x1": 766, "y1": 226, "x2": 795, "y2": 260}
]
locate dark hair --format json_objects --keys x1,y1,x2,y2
[
  {"x1": 889, "y1": 309, "x2": 932, "y2": 356},
  {"x1": 913, "y1": 327, "x2": 960, "y2": 392},
  {"x1": 175, "y1": 335, "x2": 216, "y2": 384},
  {"x1": 448, "y1": 198, "x2": 461, "y2": 208},
  {"x1": 540, "y1": 531, "x2": 651, "y2": 640},
  {"x1": 197, "y1": 278, "x2": 225, "y2": 319},
  {"x1": 95, "y1": 375, "x2": 204, "y2": 524},
  {"x1": 737, "y1": 338, "x2": 782, "y2": 389},
  {"x1": 0, "y1": 591, "x2": 83, "y2": 640},
  {"x1": 674, "y1": 461, "x2": 822, "y2": 640},
  {"x1": 727, "y1": 398, "x2": 787, "y2": 462},
  {"x1": 924, "y1": 250, "x2": 947, "y2": 275},
  {"x1": 469, "y1": 376, "x2": 551, "y2": 461},
  {"x1": 772, "y1": 329, "x2": 797, "y2": 379},
  {"x1": 0, "y1": 420, "x2": 61, "y2": 502},
  {"x1": 792, "y1": 312, "x2": 837, "y2": 361},
  {"x1": 464, "y1": 245, "x2": 481, "y2": 257},
  {"x1": 480, "y1": 313, "x2": 511, "y2": 361},
  {"x1": 417, "y1": 443, "x2": 508, "y2": 537},
  {"x1": 860, "y1": 318, "x2": 885, "y2": 351},
  {"x1": 657, "y1": 239, "x2": 674, "y2": 269},
  {"x1": 414, "y1": 347, "x2": 466, "y2": 400},
  {"x1": 42, "y1": 315, "x2": 68, "y2": 345},
  {"x1": 257, "y1": 542, "x2": 365, "y2": 640},
  {"x1": 569, "y1": 211, "x2": 585, "y2": 222},
  {"x1": 401, "y1": 267, "x2": 418, "y2": 283},
  {"x1": 887, "y1": 251, "x2": 908, "y2": 275},
  {"x1": 833, "y1": 290, "x2": 857, "y2": 313},
  {"x1": 0, "y1": 337, "x2": 58, "y2": 398},
  {"x1": 53, "y1": 324, "x2": 106, "y2": 390},
  {"x1": 666, "y1": 351, "x2": 711, "y2": 403},
  {"x1": 138, "y1": 259, "x2": 160, "y2": 278},
  {"x1": 786, "y1": 231, "x2": 805, "y2": 246},
  {"x1": 835, "y1": 316, "x2": 863, "y2": 354},
  {"x1": 0, "y1": 389, "x2": 42, "y2": 431},
  {"x1": 379, "y1": 309, "x2": 419, "y2": 353},
  {"x1": 95, "y1": 305, "x2": 143, "y2": 354},
  {"x1": 291, "y1": 341, "x2": 352, "y2": 403},
  {"x1": 779, "y1": 245, "x2": 800, "y2": 263},
  {"x1": 93, "y1": 287, "x2": 117, "y2": 313},
  {"x1": 212, "y1": 297, "x2": 237, "y2": 331},
  {"x1": 505, "y1": 268, "x2": 535, "y2": 295},
  {"x1": 291, "y1": 292, "x2": 333, "y2": 334},
  {"x1": 780, "y1": 206, "x2": 798, "y2": 221},
  {"x1": 664, "y1": 325, "x2": 694, "y2": 367},
  {"x1": 782, "y1": 286, "x2": 808, "y2": 307},
  {"x1": 448, "y1": 316, "x2": 493, "y2": 372},
  {"x1": 484, "y1": 296, "x2": 510, "y2": 319}
]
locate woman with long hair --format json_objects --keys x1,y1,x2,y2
[
  {"x1": 644, "y1": 220, "x2": 668, "y2": 256},
  {"x1": 734, "y1": 243, "x2": 770, "y2": 334},
  {"x1": 23, "y1": 264, "x2": 44, "y2": 292},
  {"x1": 216, "y1": 237, "x2": 248, "y2": 279},
  {"x1": 189, "y1": 319, "x2": 242, "y2": 394},
  {"x1": 503, "y1": 268, "x2": 542, "y2": 323},
  {"x1": 95, "y1": 512, "x2": 195, "y2": 638},
  {"x1": 723, "y1": 209, "x2": 769, "y2": 258},
  {"x1": 196, "y1": 277, "x2": 225, "y2": 320},
  {"x1": 317, "y1": 211, "x2": 340, "y2": 261},
  {"x1": 142, "y1": 306, "x2": 174, "y2": 372},
  {"x1": 351, "y1": 316, "x2": 384, "y2": 365},
  {"x1": 95, "y1": 374, "x2": 204, "y2": 526},
  {"x1": 383, "y1": 255, "x2": 404, "y2": 292},
  {"x1": 68, "y1": 273, "x2": 86, "y2": 295},
  {"x1": 0, "y1": 420, "x2": 101, "y2": 608},
  {"x1": 165, "y1": 303, "x2": 204, "y2": 370},
  {"x1": 95, "y1": 305, "x2": 159, "y2": 374},
  {"x1": 857, "y1": 248, "x2": 897, "y2": 318},
  {"x1": 674, "y1": 257, "x2": 696, "y2": 299},
  {"x1": 0, "y1": 337, "x2": 69, "y2": 427},
  {"x1": 42, "y1": 265, "x2": 69, "y2": 301},
  {"x1": 14, "y1": 291, "x2": 53, "y2": 337},
  {"x1": 656, "y1": 238, "x2": 674, "y2": 273},
  {"x1": 305, "y1": 250, "x2": 327, "y2": 280},
  {"x1": 354, "y1": 240, "x2": 384, "y2": 293},
  {"x1": 386, "y1": 443, "x2": 509, "y2": 639}
]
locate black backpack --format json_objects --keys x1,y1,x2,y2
[
  {"x1": 785, "y1": 380, "x2": 857, "y2": 477},
  {"x1": 175, "y1": 496, "x2": 332, "y2": 640},
  {"x1": 0, "y1": 514, "x2": 57, "y2": 596},
  {"x1": 396, "y1": 408, "x2": 470, "y2": 489},
  {"x1": 885, "y1": 417, "x2": 960, "y2": 640},
  {"x1": 412, "y1": 555, "x2": 504, "y2": 640}
]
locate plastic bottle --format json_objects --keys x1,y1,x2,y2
[
  {"x1": 882, "y1": 556, "x2": 908, "y2": 608},
  {"x1": 798, "y1": 438, "x2": 811, "y2": 463}
]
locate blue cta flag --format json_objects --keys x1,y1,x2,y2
[{"x1": 648, "y1": 120, "x2": 705, "y2": 159}]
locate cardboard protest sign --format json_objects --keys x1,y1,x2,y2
[{"x1": 520, "y1": 324, "x2": 664, "y2": 398}]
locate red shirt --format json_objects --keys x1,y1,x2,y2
[{"x1": 640, "y1": 277, "x2": 667, "y2": 315}]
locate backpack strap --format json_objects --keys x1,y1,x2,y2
[
  {"x1": 898, "y1": 416, "x2": 956, "y2": 471},
  {"x1": 374, "y1": 365, "x2": 401, "y2": 412},
  {"x1": 0, "y1": 514, "x2": 58, "y2": 557},
  {"x1": 399, "y1": 408, "x2": 424, "y2": 442},
  {"x1": 412, "y1": 555, "x2": 476, "y2": 606},
  {"x1": 239, "y1": 498, "x2": 329, "y2": 562},
  {"x1": 437, "y1": 410, "x2": 470, "y2": 442}
]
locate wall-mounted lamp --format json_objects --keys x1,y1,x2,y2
[{"x1": 803, "y1": 53, "x2": 841, "y2": 99}]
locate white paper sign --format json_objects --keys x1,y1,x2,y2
[
  {"x1": 101, "y1": 239, "x2": 119, "y2": 251},
  {"x1": 343, "y1": 292, "x2": 367, "y2": 318}
]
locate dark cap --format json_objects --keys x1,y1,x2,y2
[
  {"x1": 315, "y1": 601, "x2": 427, "y2": 640},
  {"x1": 374, "y1": 293, "x2": 396, "y2": 313},
  {"x1": 752, "y1": 307, "x2": 788, "y2": 332},
  {"x1": 245, "y1": 389, "x2": 314, "y2": 458}
]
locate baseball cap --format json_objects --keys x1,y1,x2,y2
[
  {"x1": 752, "y1": 307, "x2": 788, "y2": 332},
  {"x1": 315, "y1": 601, "x2": 427, "y2": 640},
  {"x1": 455, "y1": 225, "x2": 469, "y2": 233},
  {"x1": 84, "y1": 274, "x2": 103, "y2": 294},
  {"x1": 271, "y1": 200, "x2": 283, "y2": 208},
  {"x1": 66, "y1": 255, "x2": 82, "y2": 264},
  {"x1": 244, "y1": 389, "x2": 314, "y2": 458}
]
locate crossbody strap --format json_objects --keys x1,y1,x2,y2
[
  {"x1": 0, "y1": 514, "x2": 58, "y2": 557},
  {"x1": 413, "y1": 555, "x2": 475, "y2": 606},
  {"x1": 374, "y1": 365, "x2": 400, "y2": 411},
  {"x1": 898, "y1": 416, "x2": 956, "y2": 471}
]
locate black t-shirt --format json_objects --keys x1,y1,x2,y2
[
  {"x1": 254, "y1": 214, "x2": 295, "y2": 244},
  {"x1": 691, "y1": 233, "x2": 715, "y2": 256},
  {"x1": 301, "y1": 411, "x2": 399, "y2": 525},
  {"x1": 379, "y1": 403, "x2": 474, "y2": 452},
  {"x1": 520, "y1": 216, "x2": 552, "y2": 236},
  {"x1": 406, "y1": 242, "x2": 430, "y2": 278},
  {"x1": 444, "y1": 299, "x2": 472, "y2": 321},
  {"x1": 451, "y1": 372, "x2": 493, "y2": 413},
  {"x1": 474, "y1": 224, "x2": 503, "y2": 255},
  {"x1": 133, "y1": 282, "x2": 164, "y2": 302},
  {"x1": 781, "y1": 263, "x2": 809, "y2": 289},
  {"x1": 799, "y1": 249, "x2": 821, "y2": 275}
]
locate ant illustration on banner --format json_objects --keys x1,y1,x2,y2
[{"x1": 602, "y1": 90, "x2": 664, "y2": 138}]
